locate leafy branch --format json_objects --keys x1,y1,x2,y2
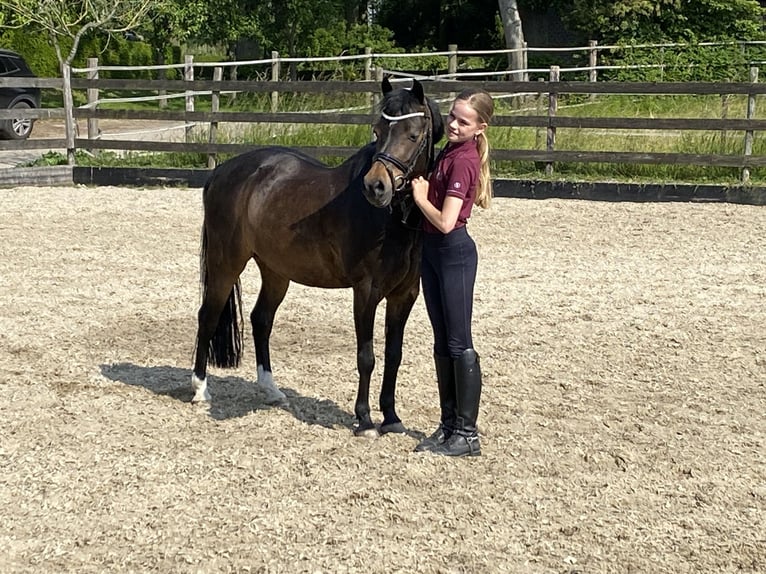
[{"x1": 2, "y1": 0, "x2": 155, "y2": 68}]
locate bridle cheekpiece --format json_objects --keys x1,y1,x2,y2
[{"x1": 372, "y1": 104, "x2": 433, "y2": 194}]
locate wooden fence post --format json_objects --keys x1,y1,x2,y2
[
  {"x1": 448, "y1": 44, "x2": 458, "y2": 99},
  {"x1": 208, "y1": 66, "x2": 222, "y2": 170},
  {"x1": 365, "y1": 47, "x2": 374, "y2": 112},
  {"x1": 184, "y1": 55, "x2": 194, "y2": 143},
  {"x1": 271, "y1": 51, "x2": 280, "y2": 114},
  {"x1": 522, "y1": 41, "x2": 529, "y2": 82},
  {"x1": 535, "y1": 77, "x2": 545, "y2": 151},
  {"x1": 546, "y1": 66, "x2": 560, "y2": 177},
  {"x1": 364, "y1": 47, "x2": 372, "y2": 81},
  {"x1": 517, "y1": 41, "x2": 529, "y2": 106},
  {"x1": 721, "y1": 92, "x2": 730, "y2": 145},
  {"x1": 742, "y1": 66, "x2": 758, "y2": 183},
  {"x1": 86, "y1": 58, "x2": 99, "y2": 153},
  {"x1": 228, "y1": 64, "x2": 238, "y2": 104},
  {"x1": 373, "y1": 67, "x2": 384, "y2": 119},
  {"x1": 588, "y1": 41, "x2": 598, "y2": 101},
  {"x1": 588, "y1": 41, "x2": 598, "y2": 83},
  {"x1": 62, "y1": 62, "x2": 76, "y2": 166},
  {"x1": 448, "y1": 44, "x2": 458, "y2": 78}
]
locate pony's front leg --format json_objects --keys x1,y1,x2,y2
[
  {"x1": 378, "y1": 288, "x2": 418, "y2": 434},
  {"x1": 353, "y1": 286, "x2": 379, "y2": 438}
]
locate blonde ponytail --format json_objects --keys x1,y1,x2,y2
[
  {"x1": 455, "y1": 88, "x2": 494, "y2": 209},
  {"x1": 474, "y1": 132, "x2": 492, "y2": 209}
]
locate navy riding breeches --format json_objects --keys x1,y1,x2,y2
[{"x1": 420, "y1": 225, "x2": 478, "y2": 358}]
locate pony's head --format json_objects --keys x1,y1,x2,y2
[{"x1": 363, "y1": 78, "x2": 444, "y2": 208}]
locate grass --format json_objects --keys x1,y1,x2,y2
[
  {"x1": 487, "y1": 93, "x2": 766, "y2": 185},
  {"x1": 27, "y1": 90, "x2": 766, "y2": 186}
]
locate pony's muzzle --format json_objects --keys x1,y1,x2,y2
[{"x1": 363, "y1": 162, "x2": 394, "y2": 208}]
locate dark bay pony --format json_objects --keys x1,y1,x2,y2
[{"x1": 192, "y1": 79, "x2": 444, "y2": 436}]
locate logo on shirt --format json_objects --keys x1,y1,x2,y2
[{"x1": 453, "y1": 182, "x2": 461, "y2": 189}]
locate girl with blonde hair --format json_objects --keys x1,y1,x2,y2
[{"x1": 411, "y1": 88, "x2": 494, "y2": 457}]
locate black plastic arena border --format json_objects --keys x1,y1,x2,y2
[{"x1": 65, "y1": 167, "x2": 766, "y2": 205}]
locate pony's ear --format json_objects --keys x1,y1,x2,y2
[
  {"x1": 411, "y1": 79, "x2": 425, "y2": 104},
  {"x1": 382, "y1": 77, "x2": 393, "y2": 94}
]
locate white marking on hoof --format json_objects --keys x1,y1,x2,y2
[
  {"x1": 257, "y1": 365, "x2": 288, "y2": 405},
  {"x1": 380, "y1": 422, "x2": 406, "y2": 435},
  {"x1": 354, "y1": 427, "x2": 380, "y2": 439},
  {"x1": 191, "y1": 374, "x2": 211, "y2": 403}
]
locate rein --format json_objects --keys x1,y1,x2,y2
[{"x1": 372, "y1": 102, "x2": 434, "y2": 194}]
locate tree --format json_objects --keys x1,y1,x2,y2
[
  {"x1": 498, "y1": 0, "x2": 525, "y2": 79},
  {"x1": 3, "y1": 0, "x2": 155, "y2": 71},
  {"x1": 342, "y1": 0, "x2": 371, "y2": 25},
  {"x1": 376, "y1": 0, "x2": 501, "y2": 50},
  {"x1": 558, "y1": 0, "x2": 765, "y2": 43},
  {"x1": 252, "y1": 0, "x2": 349, "y2": 79},
  {"x1": 183, "y1": 0, "x2": 265, "y2": 59},
  {"x1": 3, "y1": 0, "x2": 155, "y2": 164}
]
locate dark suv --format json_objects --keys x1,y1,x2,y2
[{"x1": 0, "y1": 49, "x2": 41, "y2": 140}]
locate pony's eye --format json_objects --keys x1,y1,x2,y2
[{"x1": 408, "y1": 133, "x2": 418, "y2": 142}]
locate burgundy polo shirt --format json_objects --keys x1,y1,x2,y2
[{"x1": 422, "y1": 139, "x2": 480, "y2": 234}]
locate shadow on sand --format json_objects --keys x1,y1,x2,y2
[{"x1": 100, "y1": 362, "x2": 357, "y2": 430}]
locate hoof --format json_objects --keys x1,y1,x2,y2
[
  {"x1": 263, "y1": 390, "x2": 289, "y2": 406},
  {"x1": 191, "y1": 400, "x2": 211, "y2": 412},
  {"x1": 191, "y1": 374, "x2": 211, "y2": 403},
  {"x1": 191, "y1": 388, "x2": 211, "y2": 404},
  {"x1": 257, "y1": 368, "x2": 288, "y2": 406},
  {"x1": 380, "y1": 421, "x2": 406, "y2": 435},
  {"x1": 354, "y1": 426, "x2": 380, "y2": 439}
]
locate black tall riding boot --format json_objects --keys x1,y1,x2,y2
[
  {"x1": 431, "y1": 349, "x2": 482, "y2": 457},
  {"x1": 414, "y1": 354, "x2": 456, "y2": 452}
]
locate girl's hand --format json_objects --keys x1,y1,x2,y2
[{"x1": 411, "y1": 176, "x2": 428, "y2": 206}]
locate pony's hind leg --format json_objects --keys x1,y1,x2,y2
[
  {"x1": 251, "y1": 264, "x2": 290, "y2": 405},
  {"x1": 192, "y1": 274, "x2": 243, "y2": 402},
  {"x1": 192, "y1": 234, "x2": 248, "y2": 403},
  {"x1": 193, "y1": 287, "x2": 233, "y2": 402}
]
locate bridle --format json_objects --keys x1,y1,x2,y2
[{"x1": 372, "y1": 102, "x2": 434, "y2": 193}]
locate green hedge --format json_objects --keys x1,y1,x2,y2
[
  {"x1": 0, "y1": 30, "x2": 155, "y2": 78},
  {"x1": 0, "y1": 29, "x2": 59, "y2": 76}
]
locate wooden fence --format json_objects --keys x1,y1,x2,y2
[{"x1": 2, "y1": 63, "x2": 766, "y2": 193}]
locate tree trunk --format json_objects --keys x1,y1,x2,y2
[
  {"x1": 498, "y1": 0, "x2": 525, "y2": 81},
  {"x1": 344, "y1": 0, "x2": 366, "y2": 24}
]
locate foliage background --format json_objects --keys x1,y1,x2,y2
[{"x1": 0, "y1": 0, "x2": 764, "y2": 81}]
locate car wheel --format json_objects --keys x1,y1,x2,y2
[{"x1": 0, "y1": 101, "x2": 35, "y2": 140}]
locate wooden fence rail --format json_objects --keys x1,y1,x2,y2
[{"x1": 1, "y1": 71, "x2": 765, "y2": 181}]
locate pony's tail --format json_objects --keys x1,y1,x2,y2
[{"x1": 199, "y1": 224, "x2": 244, "y2": 368}]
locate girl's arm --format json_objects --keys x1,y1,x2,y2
[{"x1": 411, "y1": 176, "x2": 463, "y2": 234}]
